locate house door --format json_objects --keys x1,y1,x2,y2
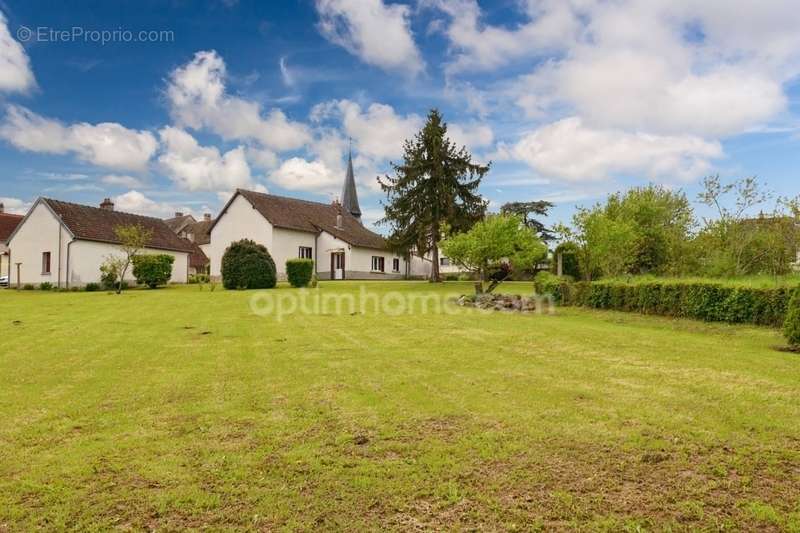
[{"x1": 330, "y1": 252, "x2": 345, "y2": 280}]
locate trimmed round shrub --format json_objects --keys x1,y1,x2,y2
[
  {"x1": 39, "y1": 282, "x2": 54, "y2": 291},
  {"x1": 286, "y1": 258, "x2": 314, "y2": 288},
  {"x1": 221, "y1": 239, "x2": 276, "y2": 290},
  {"x1": 783, "y1": 288, "x2": 800, "y2": 347},
  {"x1": 132, "y1": 254, "x2": 175, "y2": 289}
]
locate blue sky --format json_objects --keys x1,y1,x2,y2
[{"x1": 1, "y1": 0, "x2": 799, "y2": 231}]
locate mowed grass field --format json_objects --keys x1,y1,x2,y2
[{"x1": 1, "y1": 281, "x2": 799, "y2": 531}]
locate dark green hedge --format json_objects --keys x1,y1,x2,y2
[
  {"x1": 286, "y1": 258, "x2": 314, "y2": 287},
  {"x1": 555, "y1": 280, "x2": 792, "y2": 327},
  {"x1": 132, "y1": 254, "x2": 175, "y2": 288},
  {"x1": 783, "y1": 289, "x2": 800, "y2": 345},
  {"x1": 221, "y1": 239, "x2": 277, "y2": 290}
]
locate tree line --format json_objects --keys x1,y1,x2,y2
[{"x1": 379, "y1": 109, "x2": 800, "y2": 287}]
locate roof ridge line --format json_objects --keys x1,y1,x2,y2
[{"x1": 43, "y1": 197, "x2": 169, "y2": 223}]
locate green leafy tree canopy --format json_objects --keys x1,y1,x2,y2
[{"x1": 441, "y1": 214, "x2": 547, "y2": 294}]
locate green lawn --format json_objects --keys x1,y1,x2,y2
[{"x1": 1, "y1": 281, "x2": 799, "y2": 531}]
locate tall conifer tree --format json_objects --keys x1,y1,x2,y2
[{"x1": 378, "y1": 109, "x2": 489, "y2": 281}]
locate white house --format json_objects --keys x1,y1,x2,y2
[
  {"x1": 207, "y1": 189, "x2": 423, "y2": 280},
  {"x1": 207, "y1": 152, "x2": 431, "y2": 280},
  {"x1": 0, "y1": 203, "x2": 24, "y2": 280},
  {"x1": 6, "y1": 197, "x2": 193, "y2": 288},
  {"x1": 164, "y1": 212, "x2": 212, "y2": 275}
]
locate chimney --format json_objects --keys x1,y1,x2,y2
[
  {"x1": 204, "y1": 213, "x2": 212, "y2": 222},
  {"x1": 175, "y1": 211, "x2": 183, "y2": 218},
  {"x1": 0, "y1": 202, "x2": 4, "y2": 214},
  {"x1": 100, "y1": 198, "x2": 114, "y2": 211},
  {"x1": 333, "y1": 198, "x2": 342, "y2": 229}
]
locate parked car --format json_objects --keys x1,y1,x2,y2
[{"x1": 0, "y1": 275, "x2": 8, "y2": 287}]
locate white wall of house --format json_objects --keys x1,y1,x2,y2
[
  {"x1": 1, "y1": 245, "x2": 10, "y2": 278},
  {"x1": 7, "y1": 201, "x2": 189, "y2": 286},
  {"x1": 314, "y1": 230, "x2": 407, "y2": 279},
  {"x1": 208, "y1": 194, "x2": 274, "y2": 277},
  {"x1": 349, "y1": 246, "x2": 404, "y2": 278},
  {"x1": 7, "y1": 202, "x2": 69, "y2": 287},
  {"x1": 407, "y1": 254, "x2": 432, "y2": 278},
  {"x1": 272, "y1": 227, "x2": 316, "y2": 277},
  {"x1": 315, "y1": 231, "x2": 348, "y2": 279},
  {"x1": 68, "y1": 240, "x2": 188, "y2": 286}
]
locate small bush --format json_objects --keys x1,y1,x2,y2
[
  {"x1": 189, "y1": 273, "x2": 210, "y2": 284},
  {"x1": 22, "y1": 284, "x2": 34, "y2": 290},
  {"x1": 100, "y1": 258, "x2": 120, "y2": 290},
  {"x1": 39, "y1": 282, "x2": 54, "y2": 291},
  {"x1": 221, "y1": 239, "x2": 276, "y2": 290},
  {"x1": 286, "y1": 258, "x2": 314, "y2": 287},
  {"x1": 534, "y1": 271, "x2": 573, "y2": 303},
  {"x1": 132, "y1": 254, "x2": 175, "y2": 288},
  {"x1": 784, "y1": 288, "x2": 800, "y2": 347},
  {"x1": 70, "y1": 286, "x2": 80, "y2": 292},
  {"x1": 444, "y1": 273, "x2": 460, "y2": 281},
  {"x1": 85, "y1": 282, "x2": 100, "y2": 292}
]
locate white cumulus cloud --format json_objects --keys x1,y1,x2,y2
[
  {"x1": 167, "y1": 50, "x2": 311, "y2": 151},
  {"x1": 0, "y1": 196, "x2": 32, "y2": 215},
  {"x1": 0, "y1": 105, "x2": 157, "y2": 171},
  {"x1": 315, "y1": 0, "x2": 424, "y2": 76},
  {"x1": 269, "y1": 157, "x2": 342, "y2": 193},
  {"x1": 113, "y1": 190, "x2": 192, "y2": 219},
  {"x1": 0, "y1": 12, "x2": 36, "y2": 93},
  {"x1": 425, "y1": 0, "x2": 583, "y2": 74},
  {"x1": 158, "y1": 126, "x2": 256, "y2": 192},
  {"x1": 312, "y1": 99, "x2": 422, "y2": 161},
  {"x1": 502, "y1": 117, "x2": 723, "y2": 183}
]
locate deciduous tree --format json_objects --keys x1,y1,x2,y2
[
  {"x1": 441, "y1": 214, "x2": 546, "y2": 294},
  {"x1": 112, "y1": 224, "x2": 153, "y2": 294}
]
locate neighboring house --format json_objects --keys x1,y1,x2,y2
[
  {"x1": 165, "y1": 212, "x2": 212, "y2": 275},
  {"x1": 208, "y1": 152, "x2": 425, "y2": 280},
  {"x1": 0, "y1": 203, "x2": 24, "y2": 279},
  {"x1": 6, "y1": 197, "x2": 193, "y2": 287},
  {"x1": 208, "y1": 189, "x2": 416, "y2": 280},
  {"x1": 164, "y1": 212, "x2": 197, "y2": 239},
  {"x1": 436, "y1": 251, "x2": 467, "y2": 276}
]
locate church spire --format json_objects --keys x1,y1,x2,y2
[{"x1": 341, "y1": 139, "x2": 362, "y2": 221}]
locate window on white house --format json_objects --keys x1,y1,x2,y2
[
  {"x1": 372, "y1": 256, "x2": 385, "y2": 272},
  {"x1": 299, "y1": 246, "x2": 312, "y2": 259},
  {"x1": 393, "y1": 258, "x2": 400, "y2": 272},
  {"x1": 440, "y1": 257, "x2": 450, "y2": 266},
  {"x1": 42, "y1": 252, "x2": 51, "y2": 275}
]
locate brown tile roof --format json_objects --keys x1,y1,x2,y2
[
  {"x1": 42, "y1": 198, "x2": 195, "y2": 253},
  {"x1": 0, "y1": 213, "x2": 24, "y2": 243},
  {"x1": 164, "y1": 214, "x2": 196, "y2": 233},
  {"x1": 183, "y1": 238, "x2": 209, "y2": 268},
  {"x1": 233, "y1": 189, "x2": 387, "y2": 250},
  {"x1": 187, "y1": 219, "x2": 213, "y2": 245}
]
